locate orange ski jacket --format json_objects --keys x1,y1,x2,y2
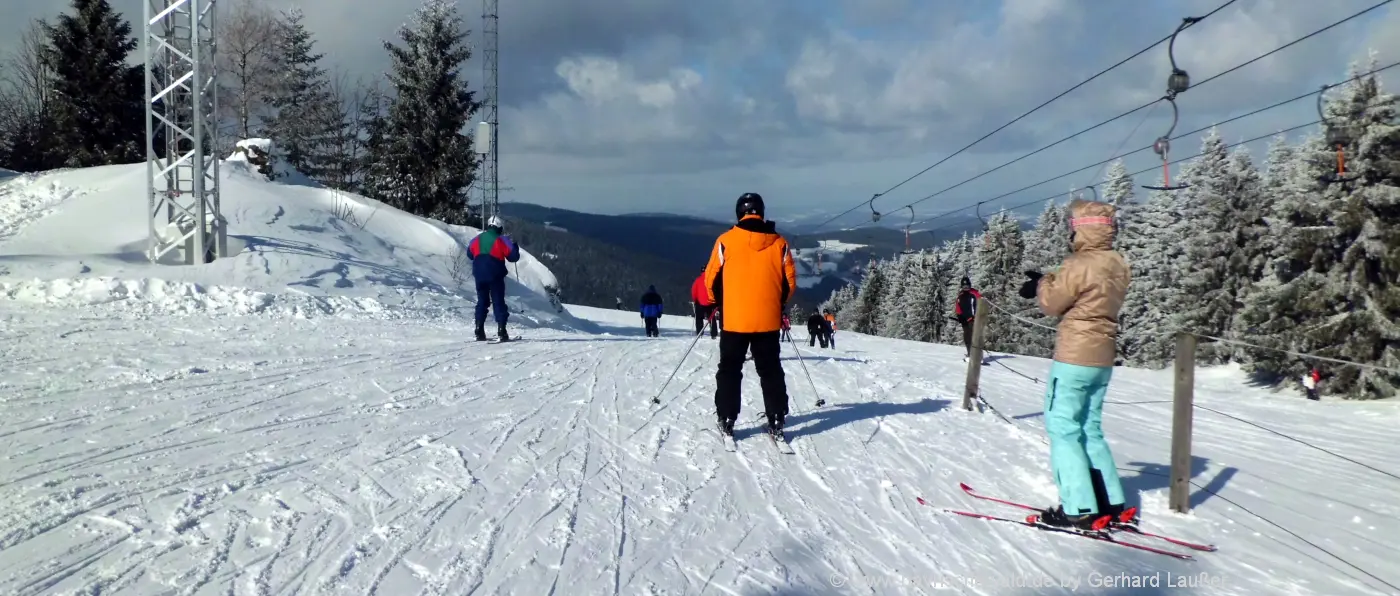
[{"x1": 703, "y1": 215, "x2": 798, "y2": 333}]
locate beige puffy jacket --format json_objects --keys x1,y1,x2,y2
[{"x1": 1036, "y1": 199, "x2": 1130, "y2": 368}]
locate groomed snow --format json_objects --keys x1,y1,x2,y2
[
  {"x1": 1, "y1": 161, "x2": 1399, "y2": 595},
  {"x1": 1, "y1": 299, "x2": 1398, "y2": 594}
]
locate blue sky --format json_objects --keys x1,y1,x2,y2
[{"x1": 3, "y1": 0, "x2": 1398, "y2": 229}]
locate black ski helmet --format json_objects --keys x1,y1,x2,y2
[{"x1": 735, "y1": 192, "x2": 764, "y2": 220}]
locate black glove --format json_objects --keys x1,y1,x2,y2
[{"x1": 1018, "y1": 271, "x2": 1043, "y2": 300}]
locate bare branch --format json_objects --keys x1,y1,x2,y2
[{"x1": 215, "y1": 0, "x2": 277, "y2": 143}]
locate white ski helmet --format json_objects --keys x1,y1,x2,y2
[{"x1": 487, "y1": 215, "x2": 504, "y2": 229}]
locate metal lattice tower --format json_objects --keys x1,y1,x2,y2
[
  {"x1": 479, "y1": 0, "x2": 500, "y2": 226},
  {"x1": 143, "y1": 0, "x2": 226, "y2": 265}
]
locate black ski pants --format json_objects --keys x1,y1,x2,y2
[
  {"x1": 960, "y1": 319, "x2": 973, "y2": 354},
  {"x1": 716, "y1": 330, "x2": 788, "y2": 425},
  {"x1": 644, "y1": 317, "x2": 659, "y2": 337},
  {"x1": 694, "y1": 305, "x2": 717, "y2": 338},
  {"x1": 809, "y1": 330, "x2": 827, "y2": 348}
]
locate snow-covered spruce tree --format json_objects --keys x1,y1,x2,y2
[
  {"x1": 263, "y1": 8, "x2": 338, "y2": 180},
  {"x1": 1117, "y1": 182, "x2": 1192, "y2": 368},
  {"x1": 1022, "y1": 199, "x2": 1068, "y2": 272},
  {"x1": 1240, "y1": 60, "x2": 1399, "y2": 399},
  {"x1": 849, "y1": 258, "x2": 890, "y2": 334},
  {"x1": 1101, "y1": 159, "x2": 1136, "y2": 208},
  {"x1": 906, "y1": 251, "x2": 949, "y2": 343},
  {"x1": 879, "y1": 254, "x2": 919, "y2": 339},
  {"x1": 1175, "y1": 129, "x2": 1241, "y2": 365},
  {"x1": 939, "y1": 234, "x2": 975, "y2": 345},
  {"x1": 42, "y1": 0, "x2": 144, "y2": 167},
  {"x1": 1235, "y1": 131, "x2": 1339, "y2": 379},
  {"x1": 972, "y1": 210, "x2": 1026, "y2": 353},
  {"x1": 363, "y1": 0, "x2": 482, "y2": 225},
  {"x1": 1219, "y1": 145, "x2": 1270, "y2": 354},
  {"x1": 1016, "y1": 200, "x2": 1069, "y2": 358},
  {"x1": 1318, "y1": 60, "x2": 1399, "y2": 398}
]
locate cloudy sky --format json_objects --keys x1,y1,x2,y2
[{"x1": 3, "y1": 0, "x2": 1399, "y2": 232}]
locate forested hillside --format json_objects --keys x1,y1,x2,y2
[
  {"x1": 503, "y1": 217, "x2": 697, "y2": 314},
  {"x1": 824, "y1": 60, "x2": 1399, "y2": 400}
]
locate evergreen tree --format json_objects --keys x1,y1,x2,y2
[
  {"x1": 263, "y1": 8, "x2": 339, "y2": 180},
  {"x1": 1322, "y1": 60, "x2": 1400, "y2": 397},
  {"x1": 849, "y1": 260, "x2": 889, "y2": 334},
  {"x1": 1220, "y1": 145, "x2": 1269, "y2": 354},
  {"x1": 364, "y1": 0, "x2": 482, "y2": 224},
  {"x1": 42, "y1": 0, "x2": 144, "y2": 167},
  {"x1": 1022, "y1": 200, "x2": 1068, "y2": 272},
  {"x1": 1176, "y1": 129, "x2": 1239, "y2": 364},
  {"x1": 879, "y1": 254, "x2": 916, "y2": 338},
  {"x1": 906, "y1": 252, "x2": 948, "y2": 343},
  {"x1": 972, "y1": 210, "x2": 1025, "y2": 353},
  {"x1": 1117, "y1": 184, "x2": 1191, "y2": 367},
  {"x1": 1017, "y1": 200, "x2": 1068, "y2": 358},
  {"x1": 1101, "y1": 159, "x2": 1135, "y2": 208}
]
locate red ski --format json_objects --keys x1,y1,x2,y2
[
  {"x1": 920, "y1": 504, "x2": 1195, "y2": 561},
  {"x1": 956, "y1": 483, "x2": 1217, "y2": 552}
]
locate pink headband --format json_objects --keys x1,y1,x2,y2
[{"x1": 1071, "y1": 216, "x2": 1114, "y2": 228}]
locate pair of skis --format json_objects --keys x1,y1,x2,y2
[
  {"x1": 920, "y1": 483, "x2": 1216, "y2": 560},
  {"x1": 715, "y1": 422, "x2": 794, "y2": 455}
]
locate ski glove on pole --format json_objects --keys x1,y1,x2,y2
[{"x1": 1019, "y1": 271, "x2": 1043, "y2": 299}]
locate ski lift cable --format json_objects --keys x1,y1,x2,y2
[
  {"x1": 919, "y1": 96, "x2": 1394, "y2": 236},
  {"x1": 904, "y1": 59, "x2": 1400, "y2": 234},
  {"x1": 884, "y1": 0, "x2": 1391, "y2": 218},
  {"x1": 803, "y1": 0, "x2": 1243, "y2": 234}
]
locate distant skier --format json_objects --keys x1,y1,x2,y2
[
  {"x1": 806, "y1": 310, "x2": 827, "y2": 348},
  {"x1": 780, "y1": 314, "x2": 792, "y2": 342},
  {"x1": 467, "y1": 215, "x2": 521, "y2": 342},
  {"x1": 640, "y1": 285, "x2": 664, "y2": 337},
  {"x1": 690, "y1": 269, "x2": 718, "y2": 339},
  {"x1": 616, "y1": 297, "x2": 623, "y2": 310},
  {"x1": 823, "y1": 310, "x2": 837, "y2": 349},
  {"x1": 703, "y1": 192, "x2": 798, "y2": 440},
  {"x1": 952, "y1": 277, "x2": 981, "y2": 362},
  {"x1": 1303, "y1": 368, "x2": 1321, "y2": 400},
  {"x1": 1017, "y1": 198, "x2": 1130, "y2": 530}
]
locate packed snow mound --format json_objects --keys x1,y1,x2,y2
[
  {"x1": 0, "y1": 148, "x2": 579, "y2": 329},
  {"x1": 0, "y1": 277, "x2": 391, "y2": 318}
]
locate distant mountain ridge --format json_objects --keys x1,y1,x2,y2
[{"x1": 498, "y1": 201, "x2": 999, "y2": 311}]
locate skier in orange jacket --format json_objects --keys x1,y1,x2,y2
[{"x1": 702, "y1": 192, "x2": 798, "y2": 441}]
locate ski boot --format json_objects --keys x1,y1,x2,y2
[
  {"x1": 1027, "y1": 505, "x2": 1112, "y2": 532},
  {"x1": 1103, "y1": 503, "x2": 1140, "y2": 527},
  {"x1": 497, "y1": 323, "x2": 510, "y2": 342},
  {"x1": 766, "y1": 416, "x2": 786, "y2": 441},
  {"x1": 475, "y1": 323, "x2": 488, "y2": 342},
  {"x1": 717, "y1": 417, "x2": 735, "y2": 438}
]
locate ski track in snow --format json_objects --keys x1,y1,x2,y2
[{"x1": 1, "y1": 304, "x2": 1399, "y2": 595}]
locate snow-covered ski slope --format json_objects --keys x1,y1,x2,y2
[
  {"x1": 2, "y1": 160, "x2": 1400, "y2": 595},
  {"x1": 0, "y1": 151, "x2": 578, "y2": 330},
  {"x1": 3, "y1": 300, "x2": 1399, "y2": 595}
]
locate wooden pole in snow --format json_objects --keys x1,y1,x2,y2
[
  {"x1": 1169, "y1": 332, "x2": 1197, "y2": 513},
  {"x1": 963, "y1": 297, "x2": 989, "y2": 411}
]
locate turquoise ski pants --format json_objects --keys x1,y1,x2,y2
[{"x1": 1044, "y1": 361, "x2": 1125, "y2": 515}]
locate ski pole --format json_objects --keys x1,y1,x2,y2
[
  {"x1": 651, "y1": 315, "x2": 712, "y2": 405},
  {"x1": 786, "y1": 334, "x2": 826, "y2": 408}
]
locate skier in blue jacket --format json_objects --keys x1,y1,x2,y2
[
  {"x1": 640, "y1": 285, "x2": 664, "y2": 337},
  {"x1": 467, "y1": 216, "x2": 521, "y2": 341}
]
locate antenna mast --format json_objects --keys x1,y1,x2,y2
[
  {"x1": 477, "y1": 0, "x2": 500, "y2": 226},
  {"x1": 144, "y1": 0, "x2": 226, "y2": 264}
]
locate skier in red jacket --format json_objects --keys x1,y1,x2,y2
[{"x1": 690, "y1": 269, "x2": 718, "y2": 339}]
